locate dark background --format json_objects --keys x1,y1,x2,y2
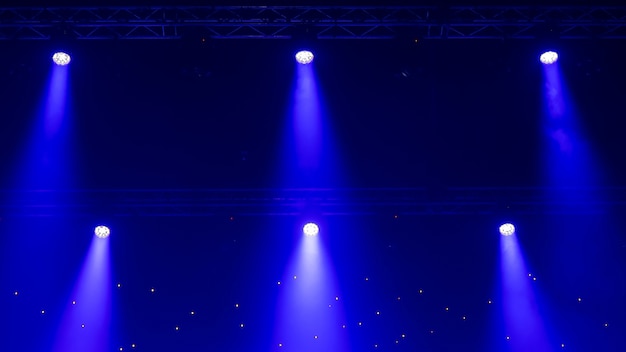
[{"x1": 1, "y1": 7, "x2": 626, "y2": 351}]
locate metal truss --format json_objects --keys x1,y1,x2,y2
[
  {"x1": 0, "y1": 6, "x2": 626, "y2": 40},
  {"x1": 1, "y1": 187, "x2": 625, "y2": 217}
]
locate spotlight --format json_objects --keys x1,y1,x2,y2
[
  {"x1": 94, "y1": 225, "x2": 110, "y2": 238},
  {"x1": 303, "y1": 222, "x2": 319, "y2": 236},
  {"x1": 499, "y1": 223, "x2": 515, "y2": 236},
  {"x1": 295, "y1": 50, "x2": 314, "y2": 65},
  {"x1": 540, "y1": 51, "x2": 558, "y2": 65},
  {"x1": 52, "y1": 52, "x2": 71, "y2": 66}
]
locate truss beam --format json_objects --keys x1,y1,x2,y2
[
  {"x1": 1, "y1": 187, "x2": 625, "y2": 217},
  {"x1": 0, "y1": 6, "x2": 626, "y2": 40}
]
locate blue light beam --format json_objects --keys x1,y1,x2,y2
[
  {"x1": 292, "y1": 63, "x2": 323, "y2": 174},
  {"x1": 14, "y1": 60, "x2": 73, "y2": 191},
  {"x1": 44, "y1": 63, "x2": 69, "y2": 140},
  {"x1": 500, "y1": 232, "x2": 551, "y2": 352},
  {"x1": 53, "y1": 235, "x2": 112, "y2": 352},
  {"x1": 273, "y1": 227, "x2": 349, "y2": 351}
]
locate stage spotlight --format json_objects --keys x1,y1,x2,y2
[
  {"x1": 295, "y1": 50, "x2": 314, "y2": 64},
  {"x1": 94, "y1": 225, "x2": 110, "y2": 239},
  {"x1": 540, "y1": 51, "x2": 558, "y2": 65},
  {"x1": 52, "y1": 52, "x2": 71, "y2": 66},
  {"x1": 499, "y1": 223, "x2": 515, "y2": 236},
  {"x1": 303, "y1": 222, "x2": 319, "y2": 236}
]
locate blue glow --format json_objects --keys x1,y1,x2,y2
[
  {"x1": 542, "y1": 51, "x2": 599, "y2": 189},
  {"x1": 274, "y1": 58, "x2": 348, "y2": 350},
  {"x1": 44, "y1": 65, "x2": 69, "y2": 140},
  {"x1": 273, "y1": 224, "x2": 349, "y2": 351},
  {"x1": 9, "y1": 59, "x2": 73, "y2": 193},
  {"x1": 500, "y1": 232, "x2": 551, "y2": 351},
  {"x1": 292, "y1": 63, "x2": 323, "y2": 173},
  {"x1": 53, "y1": 234, "x2": 112, "y2": 352}
]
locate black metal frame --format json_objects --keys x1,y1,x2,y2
[{"x1": 0, "y1": 6, "x2": 625, "y2": 40}]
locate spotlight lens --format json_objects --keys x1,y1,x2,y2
[
  {"x1": 540, "y1": 51, "x2": 558, "y2": 65},
  {"x1": 52, "y1": 52, "x2": 71, "y2": 66},
  {"x1": 499, "y1": 223, "x2": 515, "y2": 236},
  {"x1": 94, "y1": 225, "x2": 110, "y2": 238},
  {"x1": 295, "y1": 50, "x2": 314, "y2": 64},
  {"x1": 303, "y1": 222, "x2": 319, "y2": 236}
]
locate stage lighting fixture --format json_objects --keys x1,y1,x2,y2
[
  {"x1": 499, "y1": 223, "x2": 515, "y2": 236},
  {"x1": 94, "y1": 225, "x2": 110, "y2": 238},
  {"x1": 540, "y1": 51, "x2": 558, "y2": 65},
  {"x1": 295, "y1": 50, "x2": 314, "y2": 64},
  {"x1": 303, "y1": 222, "x2": 319, "y2": 236},
  {"x1": 52, "y1": 52, "x2": 71, "y2": 66}
]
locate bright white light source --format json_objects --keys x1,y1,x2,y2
[
  {"x1": 52, "y1": 52, "x2": 71, "y2": 66},
  {"x1": 499, "y1": 223, "x2": 515, "y2": 236},
  {"x1": 94, "y1": 225, "x2": 110, "y2": 238},
  {"x1": 540, "y1": 51, "x2": 558, "y2": 65},
  {"x1": 303, "y1": 222, "x2": 319, "y2": 236},
  {"x1": 295, "y1": 50, "x2": 314, "y2": 64}
]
